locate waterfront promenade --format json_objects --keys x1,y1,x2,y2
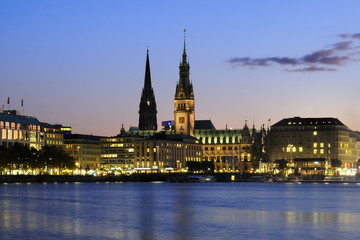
[{"x1": 1, "y1": 173, "x2": 359, "y2": 184}]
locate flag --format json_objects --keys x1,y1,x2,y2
[
  {"x1": 7, "y1": 97, "x2": 10, "y2": 105},
  {"x1": 21, "y1": 99, "x2": 23, "y2": 107}
]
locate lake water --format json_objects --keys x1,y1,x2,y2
[{"x1": 1, "y1": 182, "x2": 360, "y2": 240}]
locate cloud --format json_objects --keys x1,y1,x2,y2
[
  {"x1": 302, "y1": 49, "x2": 348, "y2": 65},
  {"x1": 287, "y1": 67, "x2": 337, "y2": 72},
  {"x1": 339, "y1": 33, "x2": 360, "y2": 39},
  {"x1": 228, "y1": 33, "x2": 360, "y2": 72},
  {"x1": 332, "y1": 41, "x2": 353, "y2": 50},
  {"x1": 228, "y1": 57, "x2": 298, "y2": 66}
]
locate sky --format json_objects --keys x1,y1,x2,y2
[{"x1": 1, "y1": 0, "x2": 359, "y2": 136}]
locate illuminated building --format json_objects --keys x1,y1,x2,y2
[
  {"x1": 138, "y1": 49, "x2": 158, "y2": 130},
  {"x1": 100, "y1": 135, "x2": 136, "y2": 174},
  {"x1": 100, "y1": 129, "x2": 201, "y2": 174},
  {"x1": 269, "y1": 117, "x2": 358, "y2": 175},
  {"x1": 63, "y1": 134, "x2": 103, "y2": 174},
  {"x1": 174, "y1": 31, "x2": 195, "y2": 136},
  {"x1": 0, "y1": 108, "x2": 63, "y2": 150},
  {"x1": 194, "y1": 121, "x2": 266, "y2": 173}
]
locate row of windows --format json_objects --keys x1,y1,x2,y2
[
  {"x1": 0, "y1": 121, "x2": 41, "y2": 131},
  {"x1": 204, "y1": 146, "x2": 250, "y2": 151}
]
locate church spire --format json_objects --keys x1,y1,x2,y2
[
  {"x1": 138, "y1": 49, "x2": 158, "y2": 130},
  {"x1": 144, "y1": 48, "x2": 151, "y2": 89}
]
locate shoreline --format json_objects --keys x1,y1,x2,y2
[{"x1": 1, "y1": 174, "x2": 360, "y2": 184}]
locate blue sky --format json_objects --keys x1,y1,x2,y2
[{"x1": 1, "y1": 0, "x2": 359, "y2": 136}]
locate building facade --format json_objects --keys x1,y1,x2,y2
[
  {"x1": 194, "y1": 121, "x2": 266, "y2": 173},
  {"x1": 0, "y1": 109, "x2": 63, "y2": 150},
  {"x1": 269, "y1": 117, "x2": 358, "y2": 175},
  {"x1": 100, "y1": 132, "x2": 202, "y2": 174},
  {"x1": 63, "y1": 134, "x2": 102, "y2": 174}
]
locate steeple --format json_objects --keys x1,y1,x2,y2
[
  {"x1": 174, "y1": 30, "x2": 195, "y2": 136},
  {"x1": 138, "y1": 49, "x2": 158, "y2": 130},
  {"x1": 182, "y1": 29, "x2": 187, "y2": 63},
  {"x1": 175, "y1": 29, "x2": 194, "y2": 100},
  {"x1": 144, "y1": 48, "x2": 151, "y2": 89}
]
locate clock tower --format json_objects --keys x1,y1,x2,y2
[{"x1": 174, "y1": 30, "x2": 195, "y2": 136}]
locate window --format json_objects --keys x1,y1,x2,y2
[{"x1": 313, "y1": 131, "x2": 318, "y2": 136}]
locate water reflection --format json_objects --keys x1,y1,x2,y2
[{"x1": 1, "y1": 182, "x2": 360, "y2": 240}]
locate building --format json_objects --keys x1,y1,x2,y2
[
  {"x1": 100, "y1": 131, "x2": 201, "y2": 174},
  {"x1": 194, "y1": 121, "x2": 266, "y2": 173},
  {"x1": 138, "y1": 49, "x2": 158, "y2": 130},
  {"x1": 63, "y1": 134, "x2": 103, "y2": 174},
  {"x1": 0, "y1": 108, "x2": 63, "y2": 150},
  {"x1": 174, "y1": 32, "x2": 195, "y2": 136},
  {"x1": 100, "y1": 134, "x2": 136, "y2": 174},
  {"x1": 269, "y1": 117, "x2": 358, "y2": 176}
]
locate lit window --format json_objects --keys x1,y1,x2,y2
[
  {"x1": 313, "y1": 143, "x2": 317, "y2": 148},
  {"x1": 313, "y1": 149, "x2": 317, "y2": 154},
  {"x1": 320, "y1": 143, "x2": 324, "y2": 148},
  {"x1": 320, "y1": 149, "x2": 324, "y2": 154},
  {"x1": 313, "y1": 131, "x2": 317, "y2": 136},
  {"x1": 299, "y1": 147, "x2": 303, "y2": 152},
  {"x1": 328, "y1": 143, "x2": 331, "y2": 148}
]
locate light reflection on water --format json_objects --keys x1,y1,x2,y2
[{"x1": 1, "y1": 182, "x2": 360, "y2": 240}]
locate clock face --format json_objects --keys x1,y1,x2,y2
[{"x1": 179, "y1": 117, "x2": 185, "y2": 123}]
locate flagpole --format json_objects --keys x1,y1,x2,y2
[
  {"x1": 7, "y1": 97, "x2": 10, "y2": 111},
  {"x1": 21, "y1": 99, "x2": 24, "y2": 115}
]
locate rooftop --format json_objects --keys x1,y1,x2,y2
[{"x1": 272, "y1": 117, "x2": 346, "y2": 127}]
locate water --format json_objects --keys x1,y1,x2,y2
[{"x1": 1, "y1": 182, "x2": 360, "y2": 240}]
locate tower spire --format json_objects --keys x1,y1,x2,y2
[
  {"x1": 174, "y1": 30, "x2": 195, "y2": 136},
  {"x1": 145, "y1": 48, "x2": 151, "y2": 88},
  {"x1": 182, "y1": 29, "x2": 187, "y2": 63},
  {"x1": 138, "y1": 49, "x2": 158, "y2": 130}
]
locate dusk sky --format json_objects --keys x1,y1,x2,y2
[{"x1": 1, "y1": 0, "x2": 359, "y2": 136}]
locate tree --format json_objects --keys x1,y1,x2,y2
[
  {"x1": 275, "y1": 159, "x2": 287, "y2": 170},
  {"x1": 39, "y1": 145, "x2": 75, "y2": 174},
  {"x1": 331, "y1": 159, "x2": 342, "y2": 168},
  {"x1": 0, "y1": 146, "x2": 10, "y2": 175},
  {"x1": 274, "y1": 159, "x2": 288, "y2": 176},
  {"x1": 11, "y1": 143, "x2": 34, "y2": 172},
  {"x1": 186, "y1": 160, "x2": 214, "y2": 173}
]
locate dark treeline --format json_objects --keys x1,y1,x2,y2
[{"x1": 0, "y1": 143, "x2": 75, "y2": 175}]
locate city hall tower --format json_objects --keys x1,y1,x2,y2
[{"x1": 174, "y1": 30, "x2": 195, "y2": 136}]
